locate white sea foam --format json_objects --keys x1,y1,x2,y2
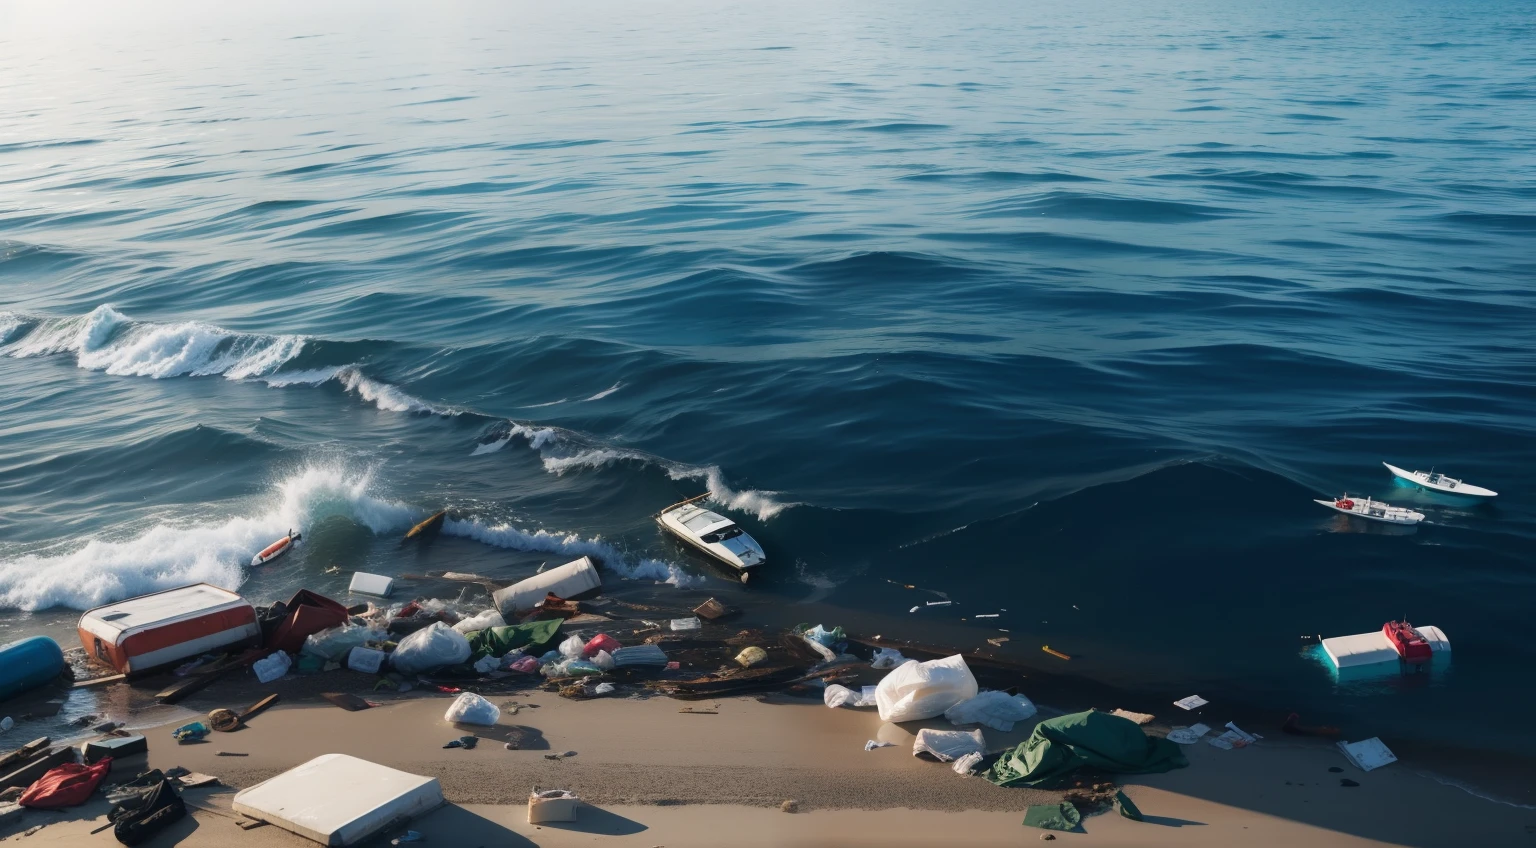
[
  {"x1": 493, "y1": 423, "x2": 792, "y2": 521},
  {"x1": 442, "y1": 517, "x2": 698, "y2": 586},
  {"x1": 583, "y1": 381, "x2": 623, "y2": 401},
  {"x1": 260, "y1": 366, "x2": 347, "y2": 387},
  {"x1": 337, "y1": 366, "x2": 455, "y2": 416},
  {"x1": 0, "y1": 465, "x2": 416, "y2": 612},
  {"x1": 0, "y1": 311, "x2": 27, "y2": 344},
  {"x1": 5, "y1": 304, "x2": 307, "y2": 382}
]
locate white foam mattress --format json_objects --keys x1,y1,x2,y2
[{"x1": 233, "y1": 754, "x2": 443, "y2": 846}]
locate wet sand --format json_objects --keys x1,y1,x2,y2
[{"x1": 8, "y1": 673, "x2": 1535, "y2": 847}]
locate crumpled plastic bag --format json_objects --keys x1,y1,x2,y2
[
  {"x1": 302, "y1": 623, "x2": 381, "y2": 661},
  {"x1": 800, "y1": 624, "x2": 845, "y2": 647},
  {"x1": 953, "y1": 751, "x2": 984, "y2": 775},
  {"x1": 558, "y1": 635, "x2": 586, "y2": 660},
  {"x1": 253, "y1": 651, "x2": 291, "y2": 683},
  {"x1": 590, "y1": 650, "x2": 615, "y2": 671},
  {"x1": 943, "y1": 690, "x2": 1038, "y2": 732},
  {"x1": 444, "y1": 692, "x2": 500, "y2": 726},
  {"x1": 824, "y1": 684, "x2": 867, "y2": 709},
  {"x1": 584, "y1": 633, "x2": 621, "y2": 657},
  {"x1": 913, "y1": 727, "x2": 985, "y2": 762},
  {"x1": 452, "y1": 608, "x2": 506, "y2": 634},
  {"x1": 871, "y1": 647, "x2": 907, "y2": 669},
  {"x1": 391, "y1": 622, "x2": 472, "y2": 674},
  {"x1": 875, "y1": 655, "x2": 979, "y2": 723},
  {"x1": 473, "y1": 654, "x2": 499, "y2": 674},
  {"x1": 509, "y1": 655, "x2": 540, "y2": 674}
]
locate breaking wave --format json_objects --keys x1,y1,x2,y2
[
  {"x1": 0, "y1": 465, "x2": 416, "y2": 611},
  {"x1": 479, "y1": 422, "x2": 792, "y2": 521},
  {"x1": 3, "y1": 304, "x2": 307, "y2": 380},
  {"x1": 1, "y1": 305, "x2": 454, "y2": 416},
  {"x1": 441, "y1": 517, "x2": 699, "y2": 586},
  {"x1": 336, "y1": 366, "x2": 456, "y2": 416}
]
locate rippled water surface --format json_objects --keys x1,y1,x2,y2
[{"x1": 2, "y1": 0, "x2": 1534, "y2": 756}]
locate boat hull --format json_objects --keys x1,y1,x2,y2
[
  {"x1": 1383, "y1": 463, "x2": 1496, "y2": 498},
  {"x1": 251, "y1": 536, "x2": 295, "y2": 566},
  {"x1": 1313, "y1": 499, "x2": 1424, "y2": 525}
]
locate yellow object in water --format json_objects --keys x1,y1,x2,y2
[{"x1": 1042, "y1": 646, "x2": 1072, "y2": 660}]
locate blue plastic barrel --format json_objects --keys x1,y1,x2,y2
[{"x1": 0, "y1": 636, "x2": 65, "y2": 703}]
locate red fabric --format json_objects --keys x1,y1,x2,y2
[
  {"x1": 266, "y1": 589, "x2": 349, "y2": 654},
  {"x1": 19, "y1": 758, "x2": 112, "y2": 808}
]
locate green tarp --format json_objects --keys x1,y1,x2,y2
[
  {"x1": 1022, "y1": 802, "x2": 1081, "y2": 831},
  {"x1": 465, "y1": 618, "x2": 563, "y2": 660},
  {"x1": 986, "y1": 710, "x2": 1188, "y2": 788}
]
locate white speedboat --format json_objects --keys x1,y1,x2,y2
[
  {"x1": 1314, "y1": 495, "x2": 1424, "y2": 525},
  {"x1": 251, "y1": 530, "x2": 301, "y2": 566},
  {"x1": 656, "y1": 494, "x2": 765, "y2": 583},
  {"x1": 1383, "y1": 463, "x2": 1497, "y2": 498}
]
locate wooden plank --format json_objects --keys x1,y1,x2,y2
[
  {"x1": 0, "y1": 747, "x2": 72, "y2": 789},
  {"x1": 72, "y1": 674, "x2": 126, "y2": 689},
  {"x1": 156, "y1": 658, "x2": 240, "y2": 704},
  {"x1": 0, "y1": 738, "x2": 49, "y2": 773}
]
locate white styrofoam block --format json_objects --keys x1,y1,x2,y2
[
  {"x1": 348, "y1": 572, "x2": 394, "y2": 598},
  {"x1": 233, "y1": 754, "x2": 442, "y2": 846}
]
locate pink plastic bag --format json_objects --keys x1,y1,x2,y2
[
  {"x1": 509, "y1": 656, "x2": 540, "y2": 674},
  {"x1": 584, "y1": 633, "x2": 621, "y2": 657}
]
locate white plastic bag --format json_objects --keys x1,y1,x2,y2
[
  {"x1": 871, "y1": 647, "x2": 906, "y2": 669},
  {"x1": 302, "y1": 623, "x2": 379, "y2": 661},
  {"x1": 591, "y1": 650, "x2": 615, "y2": 671},
  {"x1": 558, "y1": 635, "x2": 586, "y2": 660},
  {"x1": 253, "y1": 651, "x2": 291, "y2": 684},
  {"x1": 913, "y1": 727, "x2": 985, "y2": 762},
  {"x1": 452, "y1": 608, "x2": 507, "y2": 635},
  {"x1": 874, "y1": 655, "x2": 979, "y2": 723},
  {"x1": 670, "y1": 618, "x2": 701, "y2": 631},
  {"x1": 391, "y1": 622, "x2": 472, "y2": 674},
  {"x1": 824, "y1": 684, "x2": 862, "y2": 709},
  {"x1": 943, "y1": 691, "x2": 1038, "y2": 732},
  {"x1": 347, "y1": 646, "x2": 386, "y2": 674},
  {"x1": 444, "y1": 692, "x2": 500, "y2": 726},
  {"x1": 952, "y1": 751, "x2": 984, "y2": 776}
]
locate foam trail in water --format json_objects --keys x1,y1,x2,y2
[
  {"x1": 583, "y1": 382, "x2": 623, "y2": 401},
  {"x1": 497, "y1": 426, "x2": 792, "y2": 521},
  {"x1": 0, "y1": 465, "x2": 416, "y2": 611},
  {"x1": 442, "y1": 518, "x2": 698, "y2": 586}
]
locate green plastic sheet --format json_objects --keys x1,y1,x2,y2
[
  {"x1": 1116, "y1": 790, "x2": 1144, "y2": 821},
  {"x1": 987, "y1": 710, "x2": 1188, "y2": 788},
  {"x1": 465, "y1": 618, "x2": 564, "y2": 660},
  {"x1": 1022, "y1": 802, "x2": 1081, "y2": 831}
]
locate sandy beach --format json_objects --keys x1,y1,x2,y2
[{"x1": 6, "y1": 666, "x2": 1533, "y2": 848}]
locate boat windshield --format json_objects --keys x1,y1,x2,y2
[{"x1": 700, "y1": 526, "x2": 743, "y2": 544}]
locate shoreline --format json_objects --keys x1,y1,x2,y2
[{"x1": 7, "y1": 673, "x2": 1536, "y2": 847}]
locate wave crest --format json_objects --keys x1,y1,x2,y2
[
  {"x1": 0, "y1": 464, "x2": 416, "y2": 611},
  {"x1": 442, "y1": 517, "x2": 698, "y2": 586}
]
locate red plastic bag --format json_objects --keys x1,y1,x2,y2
[
  {"x1": 20, "y1": 758, "x2": 112, "y2": 808},
  {"x1": 584, "y1": 633, "x2": 621, "y2": 658}
]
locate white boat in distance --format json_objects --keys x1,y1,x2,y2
[
  {"x1": 1314, "y1": 495, "x2": 1425, "y2": 525},
  {"x1": 1383, "y1": 463, "x2": 1497, "y2": 498},
  {"x1": 656, "y1": 493, "x2": 765, "y2": 583}
]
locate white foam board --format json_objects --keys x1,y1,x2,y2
[
  {"x1": 1322, "y1": 631, "x2": 1398, "y2": 668},
  {"x1": 348, "y1": 572, "x2": 394, "y2": 598},
  {"x1": 233, "y1": 754, "x2": 442, "y2": 846}
]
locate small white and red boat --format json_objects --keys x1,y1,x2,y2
[
  {"x1": 251, "y1": 530, "x2": 302, "y2": 566},
  {"x1": 1382, "y1": 620, "x2": 1433, "y2": 664},
  {"x1": 1314, "y1": 494, "x2": 1424, "y2": 525}
]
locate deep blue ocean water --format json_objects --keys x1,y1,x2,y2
[{"x1": 1, "y1": 0, "x2": 1533, "y2": 759}]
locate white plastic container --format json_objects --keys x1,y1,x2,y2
[
  {"x1": 347, "y1": 646, "x2": 386, "y2": 674},
  {"x1": 348, "y1": 572, "x2": 395, "y2": 598},
  {"x1": 493, "y1": 557, "x2": 601, "y2": 616},
  {"x1": 527, "y1": 789, "x2": 580, "y2": 824}
]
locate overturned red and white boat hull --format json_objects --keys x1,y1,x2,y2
[{"x1": 251, "y1": 535, "x2": 297, "y2": 566}]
